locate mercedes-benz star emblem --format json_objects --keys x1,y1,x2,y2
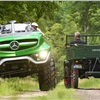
[{"x1": 10, "y1": 41, "x2": 19, "y2": 50}]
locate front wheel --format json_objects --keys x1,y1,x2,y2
[{"x1": 38, "y1": 58, "x2": 57, "y2": 91}]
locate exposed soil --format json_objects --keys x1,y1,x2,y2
[
  {"x1": 0, "y1": 90, "x2": 48, "y2": 100},
  {"x1": 76, "y1": 88, "x2": 100, "y2": 100}
]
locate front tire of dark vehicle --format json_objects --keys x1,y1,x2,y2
[{"x1": 38, "y1": 58, "x2": 56, "y2": 91}]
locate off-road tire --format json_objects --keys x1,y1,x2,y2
[
  {"x1": 38, "y1": 57, "x2": 56, "y2": 91},
  {"x1": 64, "y1": 62, "x2": 71, "y2": 88},
  {"x1": 71, "y1": 68, "x2": 78, "y2": 88}
]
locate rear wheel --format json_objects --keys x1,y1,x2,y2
[
  {"x1": 64, "y1": 68, "x2": 71, "y2": 88},
  {"x1": 38, "y1": 58, "x2": 56, "y2": 91},
  {"x1": 71, "y1": 68, "x2": 78, "y2": 88},
  {"x1": 64, "y1": 61, "x2": 71, "y2": 88}
]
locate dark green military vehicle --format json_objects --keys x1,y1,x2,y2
[
  {"x1": 64, "y1": 34, "x2": 100, "y2": 88},
  {"x1": 0, "y1": 20, "x2": 56, "y2": 91}
]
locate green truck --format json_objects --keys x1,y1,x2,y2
[
  {"x1": 64, "y1": 34, "x2": 100, "y2": 88},
  {"x1": 0, "y1": 20, "x2": 56, "y2": 91}
]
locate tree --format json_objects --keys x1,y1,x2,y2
[
  {"x1": 0, "y1": 1, "x2": 59, "y2": 24},
  {"x1": 71, "y1": 1, "x2": 100, "y2": 33}
]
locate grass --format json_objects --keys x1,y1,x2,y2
[
  {"x1": 31, "y1": 77, "x2": 100, "y2": 100},
  {"x1": 0, "y1": 77, "x2": 79, "y2": 100},
  {"x1": 0, "y1": 76, "x2": 38, "y2": 96},
  {"x1": 0, "y1": 76, "x2": 99, "y2": 100},
  {"x1": 79, "y1": 77, "x2": 100, "y2": 88}
]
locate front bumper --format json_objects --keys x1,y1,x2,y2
[{"x1": 0, "y1": 51, "x2": 50, "y2": 65}]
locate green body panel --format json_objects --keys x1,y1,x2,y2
[
  {"x1": 0, "y1": 32, "x2": 50, "y2": 57},
  {"x1": 66, "y1": 45, "x2": 100, "y2": 60}
]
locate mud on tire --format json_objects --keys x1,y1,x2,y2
[{"x1": 38, "y1": 57, "x2": 57, "y2": 91}]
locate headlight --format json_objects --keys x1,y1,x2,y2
[{"x1": 39, "y1": 51, "x2": 48, "y2": 60}]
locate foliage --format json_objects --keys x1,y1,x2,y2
[
  {"x1": 70, "y1": 1, "x2": 100, "y2": 33},
  {"x1": 0, "y1": 1, "x2": 59, "y2": 24},
  {"x1": 44, "y1": 1, "x2": 100, "y2": 80},
  {"x1": 0, "y1": 1, "x2": 100, "y2": 80}
]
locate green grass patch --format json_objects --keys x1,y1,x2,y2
[
  {"x1": 79, "y1": 77, "x2": 100, "y2": 88},
  {"x1": 0, "y1": 76, "x2": 38, "y2": 96}
]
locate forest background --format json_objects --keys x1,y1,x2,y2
[{"x1": 0, "y1": 1, "x2": 100, "y2": 80}]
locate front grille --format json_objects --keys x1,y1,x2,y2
[{"x1": 0, "y1": 39, "x2": 38, "y2": 51}]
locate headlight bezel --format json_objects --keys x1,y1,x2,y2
[
  {"x1": 38, "y1": 50, "x2": 48, "y2": 60},
  {"x1": 31, "y1": 50, "x2": 49, "y2": 61}
]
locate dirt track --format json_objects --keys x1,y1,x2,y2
[
  {"x1": 76, "y1": 88, "x2": 100, "y2": 100},
  {"x1": 0, "y1": 90, "x2": 48, "y2": 100},
  {"x1": 0, "y1": 88, "x2": 100, "y2": 100}
]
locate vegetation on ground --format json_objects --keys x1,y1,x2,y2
[
  {"x1": 24, "y1": 81, "x2": 79, "y2": 100},
  {"x1": 79, "y1": 77, "x2": 100, "y2": 88},
  {"x1": 0, "y1": 77, "x2": 100, "y2": 100},
  {"x1": 0, "y1": 76, "x2": 38, "y2": 96}
]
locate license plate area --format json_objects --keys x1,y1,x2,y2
[{"x1": 74, "y1": 64, "x2": 82, "y2": 69}]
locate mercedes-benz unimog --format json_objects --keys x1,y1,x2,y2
[
  {"x1": 64, "y1": 34, "x2": 100, "y2": 88},
  {"x1": 0, "y1": 20, "x2": 56, "y2": 91}
]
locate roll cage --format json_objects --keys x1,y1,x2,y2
[
  {"x1": 66, "y1": 34, "x2": 100, "y2": 45},
  {"x1": 0, "y1": 21, "x2": 39, "y2": 34}
]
